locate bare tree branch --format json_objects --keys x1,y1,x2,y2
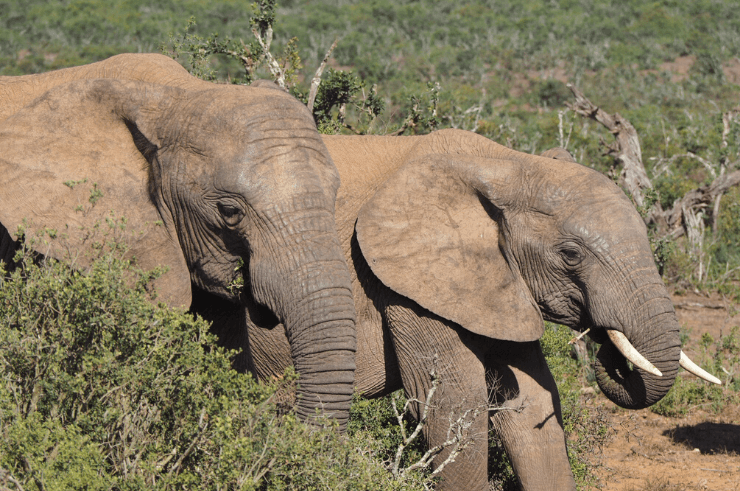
[
  {"x1": 387, "y1": 357, "x2": 520, "y2": 483},
  {"x1": 566, "y1": 84, "x2": 663, "y2": 222},
  {"x1": 390, "y1": 367, "x2": 438, "y2": 478},
  {"x1": 307, "y1": 38, "x2": 339, "y2": 114},
  {"x1": 712, "y1": 110, "x2": 740, "y2": 235},
  {"x1": 0, "y1": 468, "x2": 25, "y2": 491},
  {"x1": 252, "y1": 25, "x2": 286, "y2": 88},
  {"x1": 566, "y1": 85, "x2": 740, "y2": 248},
  {"x1": 225, "y1": 43, "x2": 256, "y2": 78},
  {"x1": 665, "y1": 168, "x2": 740, "y2": 238},
  {"x1": 167, "y1": 407, "x2": 208, "y2": 477}
]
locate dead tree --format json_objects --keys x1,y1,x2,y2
[
  {"x1": 566, "y1": 85, "x2": 740, "y2": 281},
  {"x1": 566, "y1": 85, "x2": 667, "y2": 228}
]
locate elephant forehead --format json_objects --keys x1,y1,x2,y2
[
  {"x1": 203, "y1": 137, "x2": 337, "y2": 205},
  {"x1": 181, "y1": 108, "x2": 333, "y2": 176},
  {"x1": 530, "y1": 165, "x2": 623, "y2": 208},
  {"x1": 561, "y1": 199, "x2": 648, "y2": 249},
  {"x1": 190, "y1": 112, "x2": 322, "y2": 149}
]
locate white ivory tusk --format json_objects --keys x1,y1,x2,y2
[
  {"x1": 607, "y1": 330, "x2": 663, "y2": 377},
  {"x1": 680, "y1": 351, "x2": 722, "y2": 385}
]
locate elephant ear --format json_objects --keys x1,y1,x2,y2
[
  {"x1": 540, "y1": 147, "x2": 576, "y2": 162},
  {"x1": 355, "y1": 154, "x2": 543, "y2": 342},
  {"x1": 250, "y1": 79, "x2": 288, "y2": 92},
  {"x1": 0, "y1": 79, "x2": 191, "y2": 307}
]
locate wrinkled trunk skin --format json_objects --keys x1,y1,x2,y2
[
  {"x1": 247, "y1": 203, "x2": 357, "y2": 427},
  {"x1": 282, "y1": 278, "x2": 356, "y2": 425},
  {"x1": 590, "y1": 254, "x2": 681, "y2": 409}
]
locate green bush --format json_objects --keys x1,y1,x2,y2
[
  {"x1": 0, "y1": 234, "x2": 607, "y2": 489},
  {"x1": 348, "y1": 392, "x2": 426, "y2": 473},
  {"x1": 651, "y1": 327, "x2": 740, "y2": 417},
  {"x1": 0, "y1": 236, "x2": 430, "y2": 490}
]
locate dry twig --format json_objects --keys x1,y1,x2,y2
[
  {"x1": 307, "y1": 38, "x2": 339, "y2": 113},
  {"x1": 0, "y1": 468, "x2": 25, "y2": 491},
  {"x1": 389, "y1": 359, "x2": 480, "y2": 484},
  {"x1": 251, "y1": 25, "x2": 284, "y2": 88}
]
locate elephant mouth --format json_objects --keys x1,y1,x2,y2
[
  {"x1": 586, "y1": 327, "x2": 719, "y2": 385},
  {"x1": 244, "y1": 295, "x2": 280, "y2": 330}
]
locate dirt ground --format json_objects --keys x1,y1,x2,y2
[{"x1": 593, "y1": 292, "x2": 740, "y2": 491}]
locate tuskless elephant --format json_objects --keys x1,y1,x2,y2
[
  {"x1": 245, "y1": 129, "x2": 720, "y2": 490},
  {"x1": 0, "y1": 54, "x2": 358, "y2": 426}
]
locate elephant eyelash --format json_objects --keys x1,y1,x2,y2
[
  {"x1": 558, "y1": 245, "x2": 585, "y2": 267},
  {"x1": 217, "y1": 202, "x2": 244, "y2": 226}
]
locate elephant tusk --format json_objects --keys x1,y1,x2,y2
[
  {"x1": 679, "y1": 351, "x2": 722, "y2": 385},
  {"x1": 607, "y1": 330, "x2": 663, "y2": 377}
]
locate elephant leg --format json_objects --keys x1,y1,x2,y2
[
  {"x1": 0, "y1": 222, "x2": 17, "y2": 267},
  {"x1": 385, "y1": 301, "x2": 489, "y2": 491},
  {"x1": 487, "y1": 341, "x2": 576, "y2": 491}
]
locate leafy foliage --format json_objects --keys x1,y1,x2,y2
[
  {"x1": 311, "y1": 68, "x2": 367, "y2": 133},
  {"x1": 161, "y1": 12, "x2": 303, "y2": 86},
  {"x1": 652, "y1": 326, "x2": 740, "y2": 417},
  {"x1": 159, "y1": 1, "x2": 436, "y2": 135},
  {"x1": 0, "y1": 236, "x2": 431, "y2": 490}
]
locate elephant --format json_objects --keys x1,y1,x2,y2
[
  {"x1": 242, "y1": 129, "x2": 720, "y2": 490},
  {"x1": 0, "y1": 54, "x2": 358, "y2": 426}
]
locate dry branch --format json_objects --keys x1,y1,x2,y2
[
  {"x1": 664, "y1": 168, "x2": 740, "y2": 237},
  {"x1": 389, "y1": 359, "x2": 483, "y2": 485},
  {"x1": 566, "y1": 85, "x2": 656, "y2": 211},
  {"x1": 307, "y1": 38, "x2": 339, "y2": 114},
  {"x1": 0, "y1": 468, "x2": 25, "y2": 491},
  {"x1": 252, "y1": 25, "x2": 285, "y2": 88},
  {"x1": 566, "y1": 84, "x2": 740, "y2": 243}
]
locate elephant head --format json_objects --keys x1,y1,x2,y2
[
  {"x1": 0, "y1": 78, "x2": 356, "y2": 423},
  {"x1": 354, "y1": 138, "x2": 708, "y2": 409}
]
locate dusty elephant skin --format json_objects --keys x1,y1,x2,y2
[
  {"x1": 246, "y1": 129, "x2": 688, "y2": 490},
  {"x1": 0, "y1": 54, "x2": 357, "y2": 426}
]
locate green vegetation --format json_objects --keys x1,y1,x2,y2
[
  {"x1": 652, "y1": 326, "x2": 740, "y2": 417},
  {"x1": 0, "y1": 233, "x2": 434, "y2": 490},
  {"x1": 0, "y1": 237, "x2": 606, "y2": 489}
]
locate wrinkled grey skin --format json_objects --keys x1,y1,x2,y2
[
  {"x1": 0, "y1": 54, "x2": 357, "y2": 426},
  {"x1": 245, "y1": 130, "x2": 681, "y2": 490}
]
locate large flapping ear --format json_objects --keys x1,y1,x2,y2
[
  {"x1": 0, "y1": 79, "x2": 191, "y2": 307},
  {"x1": 355, "y1": 154, "x2": 543, "y2": 342}
]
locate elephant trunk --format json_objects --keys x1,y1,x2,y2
[
  {"x1": 249, "y1": 211, "x2": 357, "y2": 428},
  {"x1": 283, "y1": 276, "x2": 357, "y2": 426},
  {"x1": 591, "y1": 284, "x2": 681, "y2": 409}
]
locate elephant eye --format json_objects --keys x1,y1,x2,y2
[
  {"x1": 559, "y1": 245, "x2": 584, "y2": 267},
  {"x1": 217, "y1": 202, "x2": 244, "y2": 226}
]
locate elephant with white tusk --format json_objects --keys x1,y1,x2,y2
[{"x1": 245, "y1": 132, "x2": 719, "y2": 490}]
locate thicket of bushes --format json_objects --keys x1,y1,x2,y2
[{"x1": 0, "y1": 235, "x2": 436, "y2": 490}]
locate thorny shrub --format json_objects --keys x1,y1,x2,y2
[{"x1": 0, "y1": 230, "x2": 432, "y2": 490}]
